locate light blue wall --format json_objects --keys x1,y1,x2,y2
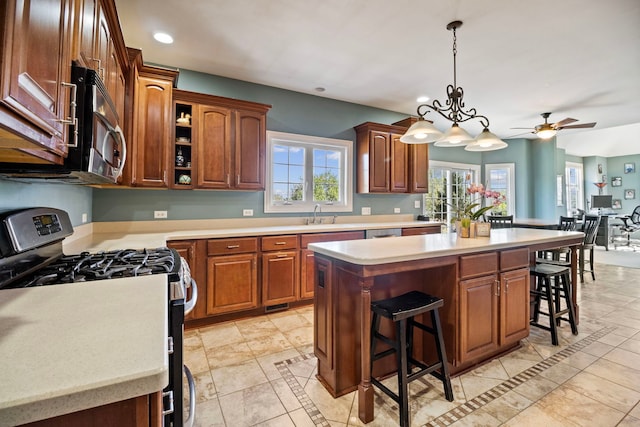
[
  {"x1": 605, "y1": 154, "x2": 640, "y2": 213},
  {"x1": 0, "y1": 181, "x2": 93, "y2": 226},
  {"x1": 2, "y1": 67, "x2": 638, "y2": 224}
]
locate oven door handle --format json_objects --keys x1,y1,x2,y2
[
  {"x1": 184, "y1": 279, "x2": 198, "y2": 316},
  {"x1": 184, "y1": 364, "x2": 196, "y2": 427}
]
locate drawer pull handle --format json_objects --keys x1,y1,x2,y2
[
  {"x1": 275, "y1": 242, "x2": 287, "y2": 245},
  {"x1": 277, "y1": 254, "x2": 288, "y2": 258},
  {"x1": 227, "y1": 244, "x2": 240, "y2": 249}
]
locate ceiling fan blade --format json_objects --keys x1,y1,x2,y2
[
  {"x1": 509, "y1": 127, "x2": 534, "y2": 130},
  {"x1": 552, "y1": 117, "x2": 578, "y2": 128},
  {"x1": 505, "y1": 131, "x2": 534, "y2": 138},
  {"x1": 557, "y1": 122, "x2": 596, "y2": 130}
]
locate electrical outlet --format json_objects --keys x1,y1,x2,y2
[
  {"x1": 154, "y1": 210, "x2": 168, "y2": 219},
  {"x1": 414, "y1": 200, "x2": 421, "y2": 209},
  {"x1": 81, "y1": 213, "x2": 88, "y2": 223},
  {"x1": 394, "y1": 208, "x2": 401, "y2": 213},
  {"x1": 361, "y1": 207, "x2": 371, "y2": 215},
  {"x1": 243, "y1": 209, "x2": 254, "y2": 216}
]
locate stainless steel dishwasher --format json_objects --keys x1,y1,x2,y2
[{"x1": 365, "y1": 228, "x2": 402, "y2": 239}]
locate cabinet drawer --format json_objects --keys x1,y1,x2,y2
[
  {"x1": 300, "y1": 231, "x2": 365, "y2": 248},
  {"x1": 208, "y1": 237, "x2": 258, "y2": 255},
  {"x1": 459, "y1": 252, "x2": 498, "y2": 279},
  {"x1": 500, "y1": 248, "x2": 529, "y2": 271},
  {"x1": 261, "y1": 235, "x2": 299, "y2": 251}
]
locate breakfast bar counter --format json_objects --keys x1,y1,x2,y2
[{"x1": 308, "y1": 228, "x2": 583, "y2": 423}]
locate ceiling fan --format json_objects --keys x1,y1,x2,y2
[{"x1": 510, "y1": 112, "x2": 596, "y2": 139}]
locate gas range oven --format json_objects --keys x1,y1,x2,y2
[{"x1": 0, "y1": 207, "x2": 197, "y2": 427}]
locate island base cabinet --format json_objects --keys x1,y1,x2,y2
[
  {"x1": 459, "y1": 275, "x2": 500, "y2": 363},
  {"x1": 500, "y1": 268, "x2": 530, "y2": 346},
  {"x1": 206, "y1": 253, "x2": 258, "y2": 315},
  {"x1": 20, "y1": 392, "x2": 162, "y2": 427}
]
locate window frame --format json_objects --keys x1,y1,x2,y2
[
  {"x1": 424, "y1": 160, "x2": 481, "y2": 224},
  {"x1": 265, "y1": 131, "x2": 353, "y2": 213},
  {"x1": 565, "y1": 161, "x2": 584, "y2": 216},
  {"x1": 484, "y1": 163, "x2": 515, "y2": 217}
]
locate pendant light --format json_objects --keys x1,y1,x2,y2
[{"x1": 400, "y1": 21, "x2": 507, "y2": 152}]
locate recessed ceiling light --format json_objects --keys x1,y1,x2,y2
[
  {"x1": 153, "y1": 32, "x2": 174, "y2": 44},
  {"x1": 416, "y1": 96, "x2": 430, "y2": 103},
  {"x1": 315, "y1": 87, "x2": 326, "y2": 93}
]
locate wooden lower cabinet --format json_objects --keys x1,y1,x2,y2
[
  {"x1": 206, "y1": 253, "x2": 258, "y2": 315},
  {"x1": 401, "y1": 226, "x2": 440, "y2": 236},
  {"x1": 21, "y1": 392, "x2": 162, "y2": 427},
  {"x1": 458, "y1": 267, "x2": 530, "y2": 365},
  {"x1": 499, "y1": 268, "x2": 530, "y2": 346},
  {"x1": 167, "y1": 240, "x2": 207, "y2": 320},
  {"x1": 262, "y1": 251, "x2": 298, "y2": 305},
  {"x1": 459, "y1": 274, "x2": 499, "y2": 362},
  {"x1": 300, "y1": 249, "x2": 316, "y2": 300}
]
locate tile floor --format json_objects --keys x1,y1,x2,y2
[{"x1": 184, "y1": 262, "x2": 640, "y2": 426}]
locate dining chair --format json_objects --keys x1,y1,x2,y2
[
  {"x1": 487, "y1": 215, "x2": 513, "y2": 229},
  {"x1": 539, "y1": 216, "x2": 577, "y2": 263},
  {"x1": 579, "y1": 215, "x2": 601, "y2": 282}
]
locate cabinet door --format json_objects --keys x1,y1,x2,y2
[
  {"x1": 300, "y1": 249, "x2": 315, "y2": 300},
  {"x1": 197, "y1": 105, "x2": 232, "y2": 189},
  {"x1": 459, "y1": 274, "x2": 499, "y2": 363},
  {"x1": 131, "y1": 75, "x2": 172, "y2": 187},
  {"x1": 390, "y1": 133, "x2": 409, "y2": 192},
  {"x1": 206, "y1": 253, "x2": 258, "y2": 315},
  {"x1": 314, "y1": 256, "x2": 333, "y2": 368},
  {"x1": 368, "y1": 130, "x2": 390, "y2": 192},
  {"x1": 94, "y1": 2, "x2": 110, "y2": 84},
  {"x1": 234, "y1": 109, "x2": 266, "y2": 190},
  {"x1": 409, "y1": 143, "x2": 429, "y2": 193},
  {"x1": 167, "y1": 240, "x2": 202, "y2": 321},
  {"x1": 499, "y1": 268, "x2": 530, "y2": 346},
  {"x1": 262, "y1": 251, "x2": 299, "y2": 305},
  {"x1": 1, "y1": 0, "x2": 72, "y2": 155},
  {"x1": 74, "y1": 0, "x2": 98, "y2": 69}
]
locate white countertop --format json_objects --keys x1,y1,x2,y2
[
  {"x1": 308, "y1": 228, "x2": 584, "y2": 265},
  {"x1": 63, "y1": 219, "x2": 441, "y2": 253},
  {"x1": 0, "y1": 275, "x2": 168, "y2": 426}
]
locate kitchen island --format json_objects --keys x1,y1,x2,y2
[{"x1": 308, "y1": 228, "x2": 583, "y2": 423}]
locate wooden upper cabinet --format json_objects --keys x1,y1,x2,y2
[
  {"x1": 390, "y1": 133, "x2": 409, "y2": 192},
  {"x1": 130, "y1": 68, "x2": 177, "y2": 187},
  {"x1": 173, "y1": 89, "x2": 271, "y2": 191},
  {"x1": 74, "y1": 0, "x2": 98, "y2": 70},
  {"x1": 0, "y1": 0, "x2": 73, "y2": 156},
  {"x1": 235, "y1": 109, "x2": 266, "y2": 190},
  {"x1": 197, "y1": 104, "x2": 232, "y2": 189},
  {"x1": 355, "y1": 121, "x2": 428, "y2": 194}
]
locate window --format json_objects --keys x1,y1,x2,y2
[
  {"x1": 424, "y1": 161, "x2": 481, "y2": 224},
  {"x1": 565, "y1": 162, "x2": 584, "y2": 215},
  {"x1": 484, "y1": 163, "x2": 515, "y2": 216},
  {"x1": 265, "y1": 131, "x2": 352, "y2": 213}
]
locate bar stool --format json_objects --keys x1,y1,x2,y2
[
  {"x1": 530, "y1": 263, "x2": 578, "y2": 345},
  {"x1": 370, "y1": 291, "x2": 454, "y2": 427}
]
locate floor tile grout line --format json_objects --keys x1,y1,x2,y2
[{"x1": 423, "y1": 326, "x2": 617, "y2": 427}]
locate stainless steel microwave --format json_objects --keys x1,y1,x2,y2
[{"x1": 0, "y1": 64, "x2": 126, "y2": 184}]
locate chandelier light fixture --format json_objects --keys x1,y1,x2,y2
[{"x1": 400, "y1": 21, "x2": 507, "y2": 151}]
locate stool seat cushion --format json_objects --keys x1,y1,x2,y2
[
  {"x1": 530, "y1": 263, "x2": 570, "y2": 277},
  {"x1": 371, "y1": 291, "x2": 443, "y2": 321}
]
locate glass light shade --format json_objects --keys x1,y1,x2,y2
[
  {"x1": 465, "y1": 128, "x2": 508, "y2": 151},
  {"x1": 433, "y1": 124, "x2": 474, "y2": 147},
  {"x1": 536, "y1": 128, "x2": 557, "y2": 139},
  {"x1": 399, "y1": 119, "x2": 443, "y2": 143}
]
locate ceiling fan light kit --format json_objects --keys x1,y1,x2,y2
[
  {"x1": 510, "y1": 112, "x2": 596, "y2": 139},
  {"x1": 400, "y1": 20, "x2": 507, "y2": 151}
]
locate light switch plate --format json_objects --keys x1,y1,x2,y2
[
  {"x1": 362, "y1": 207, "x2": 371, "y2": 215},
  {"x1": 414, "y1": 200, "x2": 421, "y2": 209},
  {"x1": 394, "y1": 208, "x2": 401, "y2": 213},
  {"x1": 243, "y1": 209, "x2": 254, "y2": 216}
]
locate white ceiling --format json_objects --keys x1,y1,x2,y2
[{"x1": 114, "y1": 0, "x2": 640, "y2": 157}]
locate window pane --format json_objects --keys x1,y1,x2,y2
[{"x1": 271, "y1": 145, "x2": 306, "y2": 203}]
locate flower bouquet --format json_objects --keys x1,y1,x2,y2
[{"x1": 451, "y1": 184, "x2": 506, "y2": 233}]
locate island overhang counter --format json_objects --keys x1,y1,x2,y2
[{"x1": 308, "y1": 228, "x2": 583, "y2": 424}]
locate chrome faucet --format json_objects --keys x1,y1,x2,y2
[{"x1": 313, "y1": 204, "x2": 321, "y2": 224}]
